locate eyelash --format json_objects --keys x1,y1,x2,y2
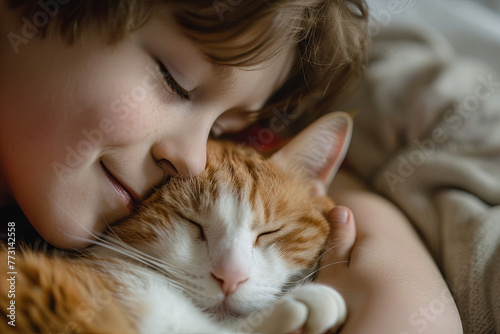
[{"x1": 157, "y1": 60, "x2": 190, "y2": 101}]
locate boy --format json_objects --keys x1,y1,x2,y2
[{"x1": 0, "y1": 0, "x2": 462, "y2": 332}]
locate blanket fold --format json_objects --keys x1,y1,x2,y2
[{"x1": 343, "y1": 23, "x2": 500, "y2": 333}]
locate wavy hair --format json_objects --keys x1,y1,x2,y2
[{"x1": 6, "y1": 0, "x2": 369, "y2": 132}]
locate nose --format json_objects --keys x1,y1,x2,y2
[
  {"x1": 151, "y1": 137, "x2": 207, "y2": 178},
  {"x1": 211, "y1": 269, "x2": 249, "y2": 297}
]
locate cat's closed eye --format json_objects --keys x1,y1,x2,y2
[
  {"x1": 255, "y1": 227, "x2": 283, "y2": 245},
  {"x1": 177, "y1": 213, "x2": 206, "y2": 241}
]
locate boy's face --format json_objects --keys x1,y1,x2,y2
[{"x1": 0, "y1": 12, "x2": 295, "y2": 248}]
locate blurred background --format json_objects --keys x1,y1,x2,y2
[{"x1": 367, "y1": 0, "x2": 500, "y2": 70}]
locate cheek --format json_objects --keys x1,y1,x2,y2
[
  {"x1": 103, "y1": 100, "x2": 163, "y2": 145},
  {"x1": 157, "y1": 225, "x2": 205, "y2": 264},
  {"x1": 225, "y1": 247, "x2": 292, "y2": 313},
  {"x1": 82, "y1": 64, "x2": 186, "y2": 148},
  {"x1": 252, "y1": 246, "x2": 293, "y2": 281},
  {"x1": 71, "y1": 59, "x2": 167, "y2": 147}
]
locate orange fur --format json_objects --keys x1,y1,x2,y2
[
  {"x1": 0, "y1": 246, "x2": 137, "y2": 333},
  {"x1": 0, "y1": 139, "x2": 334, "y2": 333},
  {"x1": 115, "y1": 141, "x2": 333, "y2": 269}
]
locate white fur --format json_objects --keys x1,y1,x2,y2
[
  {"x1": 88, "y1": 118, "x2": 352, "y2": 333},
  {"x1": 99, "y1": 262, "x2": 345, "y2": 334},
  {"x1": 88, "y1": 183, "x2": 346, "y2": 333}
]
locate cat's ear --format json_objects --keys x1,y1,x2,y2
[{"x1": 270, "y1": 112, "x2": 352, "y2": 197}]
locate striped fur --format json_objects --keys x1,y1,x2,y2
[{"x1": 0, "y1": 112, "x2": 352, "y2": 333}]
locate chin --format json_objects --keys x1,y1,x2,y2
[
  {"x1": 208, "y1": 301, "x2": 245, "y2": 321},
  {"x1": 209, "y1": 295, "x2": 272, "y2": 322},
  {"x1": 40, "y1": 226, "x2": 90, "y2": 249},
  {"x1": 33, "y1": 211, "x2": 98, "y2": 249}
]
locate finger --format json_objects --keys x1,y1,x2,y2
[{"x1": 321, "y1": 206, "x2": 357, "y2": 266}]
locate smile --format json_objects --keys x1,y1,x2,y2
[{"x1": 100, "y1": 161, "x2": 139, "y2": 212}]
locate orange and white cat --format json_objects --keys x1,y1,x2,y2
[{"x1": 0, "y1": 112, "x2": 352, "y2": 333}]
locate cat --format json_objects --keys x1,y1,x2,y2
[{"x1": 0, "y1": 112, "x2": 352, "y2": 334}]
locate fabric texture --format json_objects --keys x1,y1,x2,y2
[{"x1": 341, "y1": 23, "x2": 500, "y2": 333}]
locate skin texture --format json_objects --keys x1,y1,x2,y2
[
  {"x1": 0, "y1": 135, "x2": 343, "y2": 334},
  {"x1": 319, "y1": 171, "x2": 463, "y2": 334},
  {"x1": 0, "y1": 6, "x2": 295, "y2": 248},
  {"x1": 0, "y1": 3, "x2": 463, "y2": 333}
]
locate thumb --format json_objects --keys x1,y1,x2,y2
[{"x1": 320, "y1": 206, "x2": 357, "y2": 268}]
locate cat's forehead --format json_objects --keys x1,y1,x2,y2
[
  {"x1": 162, "y1": 141, "x2": 307, "y2": 213},
  {"x1": 203, "y1": 141, "x2": 300, "y2": 195},
  {"x1": 120, "y1": 140, "x2": 330, "y2": 267},
  {"x1": 192, "y1": 141, "x2": 313, "y2": 218}
]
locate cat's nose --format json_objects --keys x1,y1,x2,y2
[{"x1": 211, "y1": 270, "x2": 249, "y2": 297}]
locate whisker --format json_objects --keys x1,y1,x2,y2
[
  {"x1": 73, "y1": 236, "x2": 191, "y2": 293},
  {"x1": 309, "y1": 260, "x2": 349, "y2": 278},
  {"x1": 47, "y1": 197, "x2": 203, "y2": 297},
  {"x1": 86, "y1": 236, "x2": 169, "y2": 273},
  {"x1": 282, "y1": 241, "x2": 352, "y2": 288},
  {"x1": 288, "y1": 260, "x2": 350, "y2": 287},
  {"x1": 99, "y1": 211, "x2": 113, "y2": 229},
  {"x1": 317, "y1": 241, "x2": 352, "y2": 261},
  {"x1": 47, "y1": 196, "x2": 112, "y2": 250},
  {"x1": 53, "y1": 200, "x2": 187, "y2": 278},
  {"x1": 96, "y1": 236, "x2": 201, "y2": 294},
  {"x1": 100, "y1": 235, "x2": 188, "y2": 276}
]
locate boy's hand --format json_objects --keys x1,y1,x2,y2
[
  {"x1": 320, "y1": 206, "x2": 357, "y2": 274},
  {"x1": 317, "y1": 172, "x2": 463, "y2": 334}
]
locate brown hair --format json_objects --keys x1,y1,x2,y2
[{"x1": 5, "y1": 0, "x2": 369, "y2": 133}]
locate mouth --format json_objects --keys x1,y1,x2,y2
[
  {"x1": 100, "y1": 161, "x2": 140, "y2": 212},
  {"x1": 208, "y1": 300, "x2": 244, "y2": 321}
]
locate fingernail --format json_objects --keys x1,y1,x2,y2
[{"x1": 332, "y1": 207, "x2": 349, "y2": 224}]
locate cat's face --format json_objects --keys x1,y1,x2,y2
[
  {"x1": 109, "y1": 141, "x2": 333, "y2": 317},
  {"x1": 103, "y1": 112, "x2": 352, "y2": 318}
]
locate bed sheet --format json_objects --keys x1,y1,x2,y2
[{"x1": 340, "y1": 2, "x2": 500, "y2": 333}]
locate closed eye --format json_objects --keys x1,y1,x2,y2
[
  {"x1": 178, "y1": 214, "x2": 205, "y2": 241},
  {"x1": 256, "y1": 227, "x2": 283, "y2": 244},
  {"x1": 156, "y1": 59, "x2": 191, "y2": 101}
]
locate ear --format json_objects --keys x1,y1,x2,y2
[{"x1": 270, "y1": 112, "x2": 352, "y2": 197}]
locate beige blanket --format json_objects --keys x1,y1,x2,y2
[{"x1": 342, "y1": 24, "x2": 500, "y2": 333}]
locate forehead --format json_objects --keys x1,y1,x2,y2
[{"x1": 217, "y1": 55, "x2": 296, "y2": 111}]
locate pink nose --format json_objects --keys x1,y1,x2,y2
[{"x1": 211, "y1": 270, "x2": 249, "y2": 296}]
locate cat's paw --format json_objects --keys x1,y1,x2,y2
[{"x1": 250, "y1": 283, "x2": 346, "y2": 334}]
